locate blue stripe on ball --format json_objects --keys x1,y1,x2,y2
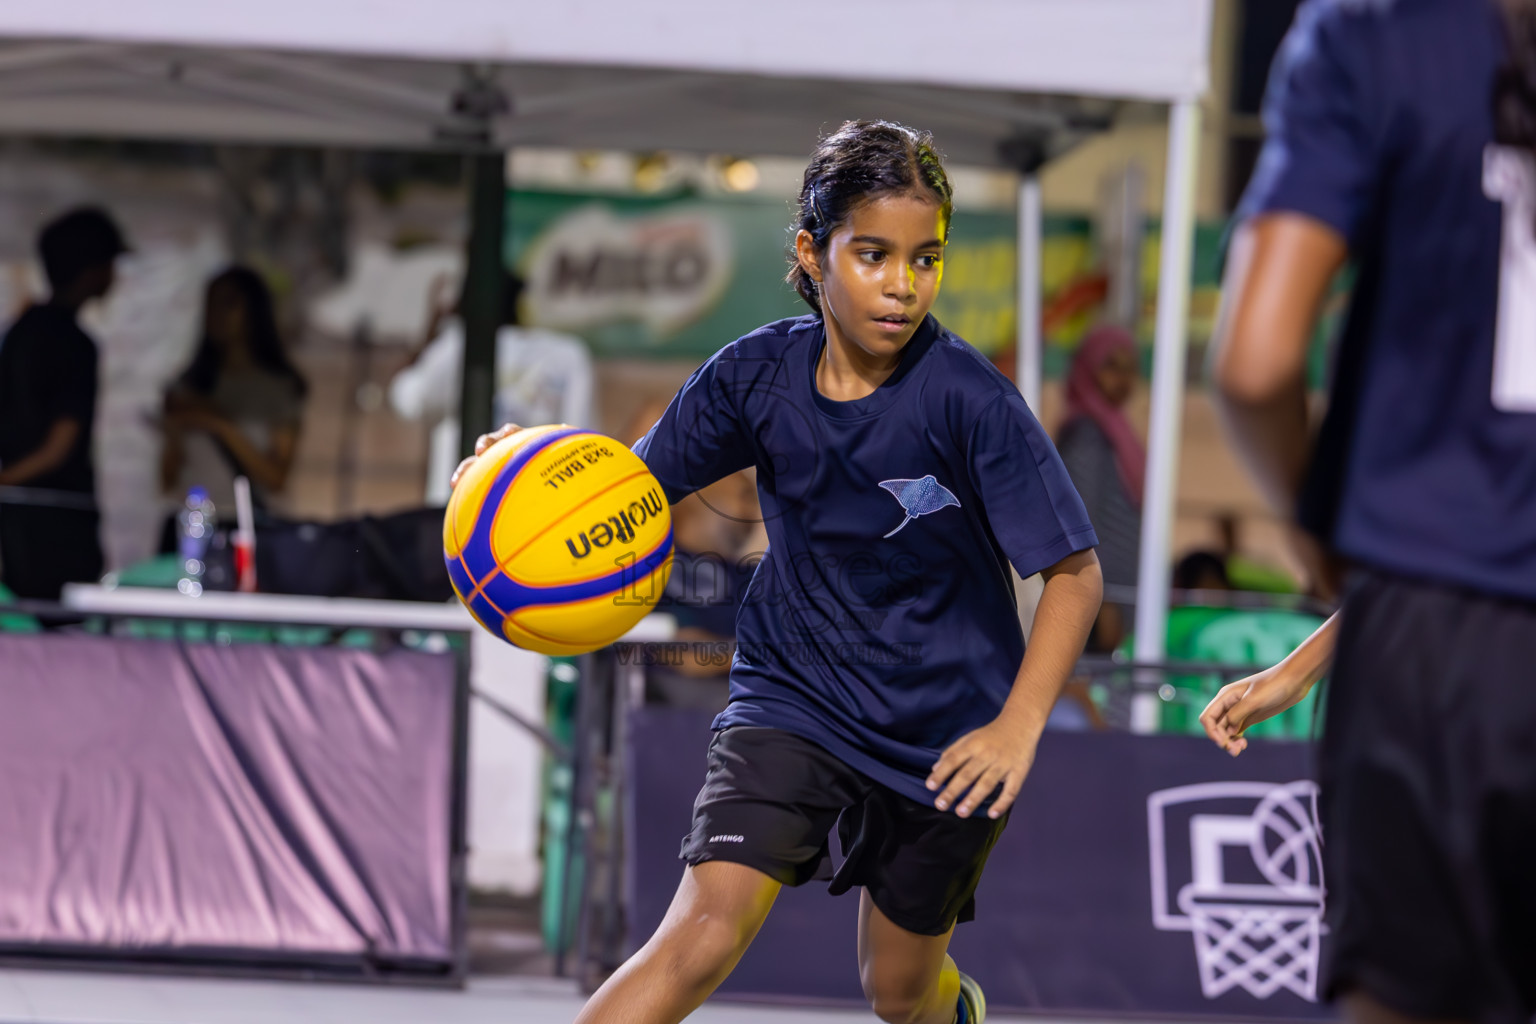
[
  {"x1": 460, "y1": 427, "x2": 589, "y2": 584},
  {"x1": 465, "y1": 589, "x2": 508, "y2": 631},
  {"x1": 446, "y1": 551, "x2": 509, "y2": 626},
  {"x1": 445, "y1": 554, "x2": 476, "y2": 596},
  {"x1": 482, "y1": 526, "x2": 673, "y2": 609}
]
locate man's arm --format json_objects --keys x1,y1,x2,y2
[
  {"x1": 1210, "y1": 213, "x2": 1347, "y2": 516},
  {"x1": 0, "y1": 418, "x2": 81, "y2": 486}
]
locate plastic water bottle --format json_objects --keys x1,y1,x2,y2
[{"x1": 177, "y1": 486, "x2": 216, "y2": 597}]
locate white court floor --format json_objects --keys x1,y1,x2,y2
[{"x1": 0, "y1": 969, "x2": 1142, "y2": 1024}]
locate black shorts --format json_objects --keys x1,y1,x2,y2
[
  {"x1": 679, "y1": 726, "x2": 1007, "y2": 937},
  {"x1": 1321, "y1": 568, "x2": 1536, "y2": 1021}
]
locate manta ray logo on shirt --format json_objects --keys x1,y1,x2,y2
[{"x1": 878, "y1": 476, "x2": 961, "y2": 538}]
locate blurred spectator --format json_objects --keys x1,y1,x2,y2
[
  {"x1": 1214, "y1": 512, "x2": 1298, "y2": 593},
  {"x1": 159, "y1": 266, "x2": 307, "y2": 518},
  {"x1": 0, "y1": 206, "x2": 128, "y2": 600},
  {"x1": 1172, "y1": 551, "x2": 1232, "y2": 593},
  {"x1": 1055, "y1": 323, "x2": 1144, "y2": 651},
  {"x1": 625, "y1": 400, "x2": 761, "y2": 711},
  {"x1": 390, "y1": 272, "x2": 593, "y2": 506}
]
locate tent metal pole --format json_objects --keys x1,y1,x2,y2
[
  {"x1": 458, "y1": 152, "x2": 507, "y2": 460},
  {"x1": 1016, "y1": 172, "x2": 1043, "y2": 413},
  {"x1": 1131, "y1": 97, "x2": 1202, "y2": 733}
]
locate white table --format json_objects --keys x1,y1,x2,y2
[
  {"x1": 61, "y1": 583, "x2": 674, "y2": 897},
  {"x1": 61, "y1": 585, "x2": 676, "y2": 639},
  {"x1": 61, "y1": 584, "x2": 473, "y2": 629}
]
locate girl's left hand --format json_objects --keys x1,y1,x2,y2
[{"x1": 926, "y1": 716, "x2": 1038, "y2": 820}]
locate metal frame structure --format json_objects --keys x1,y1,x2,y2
[
  {"x1": 0, "y1": 24, "x2": 1224, "y2": 989},
  {"x1": 0, "y1": 2, "x2": 1216, "y2": 701},
  {"x1": 0, "y1": 601, "x2": 474, "y2": 987}
]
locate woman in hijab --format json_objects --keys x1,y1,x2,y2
[{"x1": 1055, "y1": 323, "x2": 1145, "y2": 651}]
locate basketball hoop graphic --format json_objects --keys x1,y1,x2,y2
[{"x1": 1148, "y1": 782, "x2": 1325, "y2": 1001}]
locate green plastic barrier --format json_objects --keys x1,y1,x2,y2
[
  {"x1": 541, "y1": 657, "x2": 582, "y2": 954},
  {"x1": 0, "y1": 582, "x2": 39, "y2": 633},
  {"x1": 1225, "y1": 555, "x2": 1301, "y2": 595},
  {"x1": 97, "y1": 556, "x2": 421, "y2": 650},
  {"x1": 110, "y1": 554, "x2": 184, "y2": 589},
  {"x1": 105, "y1": 613, "x2": 343, "y2": 647},
  {"x1": 1122, "y1": 607, "x2": 1326, "y2": 741},
  {"x1": 1164, "y1": 607, "x2": 1324, "y2": 740}
]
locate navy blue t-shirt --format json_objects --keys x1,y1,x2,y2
[
  {"x1": 1239, "y1": 0, "x2": 1536, "y2": 600},
  {"x1": 656, "y1": 545, "x2": 753, "y2": 638},
  {"x1": 634, "y1": 314, "x2": 1096, "y2": 804}
]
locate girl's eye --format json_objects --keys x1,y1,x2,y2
[
  {"x1": 916, "y1": 254, "x2": 941, "y2": 269},
  {"x1": 858, "y1": 250, "x2": 886, "y2": 264}
]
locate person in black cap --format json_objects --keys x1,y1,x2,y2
[{"x1": 0, "y1": 206, "x2": 128, "y2": 601}]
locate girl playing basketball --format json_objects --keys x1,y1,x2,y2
[{"x1": 457, "y1": 120, "x2": 1102, "y2": 1024}]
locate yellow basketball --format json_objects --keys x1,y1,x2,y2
[{"x1": 443, "y1": 425, "x2": 673, "y2": 655}]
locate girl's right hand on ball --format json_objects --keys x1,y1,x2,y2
[{"x1": 450, "y1": 423, "x2": 523, "y2": 490}]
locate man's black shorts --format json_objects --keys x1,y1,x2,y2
[
  {"x1": 1321, "y1": 568, "x2": 1536, "y2": 1021},
  {"x1": 678, "y1": 726, "x2": 1007, "y2": 937}
]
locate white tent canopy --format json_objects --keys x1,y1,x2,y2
[
  {"x1": 0, "y1": 46, "x2": 1111, "y2": 163},
  {"x1": 0, "y1": 2, "x2": 1212, "y2": 115},
  {"x1": 0, "y1": 1, "x2": 1213, "y2": 715},
  {"x1": 0, "y1": 1, "x2": 1212, "y2": 157}
]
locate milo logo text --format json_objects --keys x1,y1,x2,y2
[{"x1": 565, "y1": 488, "x2": 665, "y2": 559}]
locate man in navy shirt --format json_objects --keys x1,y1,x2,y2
[{"x1": 1211, "y1": 1, "x2": 1536, "y2": 1018}]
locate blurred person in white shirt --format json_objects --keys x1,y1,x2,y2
[{"x1": 390, "y1": 273, "x2": 593, "y2": 505}]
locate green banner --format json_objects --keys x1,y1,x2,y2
[
  {"x1": 505, "y1": 188, "x2": 1095, "y2": 363},
  {"x1": 506, "y1": 189, "x2": 803, "y2": 360},
  {"x1": 506, "y1": 188, "x2": 1338, "y2": 384}
]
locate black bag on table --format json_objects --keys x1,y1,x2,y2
[{"x1": 253, "y1": 508, "x2": 453, "y2": 603}]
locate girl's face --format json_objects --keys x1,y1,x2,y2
[
  {"x1": 1094, "y1": 345, "x2": 1138, "y2": 407},
  {"x1": 205, "y1": 281, "x2": 248, "y2": 354},
  {"x1": 798, "y1": 192, "x2": 946, "y2": 364}
]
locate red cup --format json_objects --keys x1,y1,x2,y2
[{"x1": 233, "y1": 534, "x2": 257, "y2": 593}]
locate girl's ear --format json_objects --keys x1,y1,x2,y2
[{"x1": 794, "y1": 228, "x2": 824, "y2": 284}]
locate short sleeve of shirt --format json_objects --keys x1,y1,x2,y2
[
  {"x1": 632, "y1": 347, "x2": 754, "y2": 502},
  {"x1": 967, "y1": 391, "x2": 1098, "y2": 579},
  {"x1": 43, "y1": 328, "x2": 97, "y2": 425},
  {"x1": 1237, "y1": 0, "x2": 1381, "y2": 244}
]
